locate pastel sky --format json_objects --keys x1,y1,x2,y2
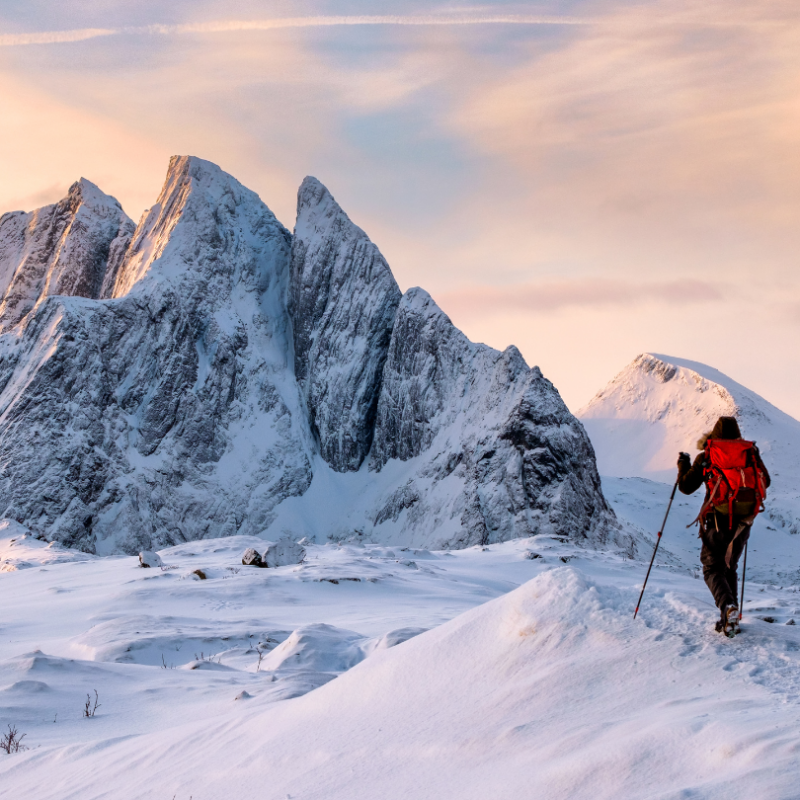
[{"x1": 2, "y1": 1, "x2": 799, "y2": 416}]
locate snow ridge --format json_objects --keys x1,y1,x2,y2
[{"x1": 0, "y1": 157, "x2": 619, "y2": 553}]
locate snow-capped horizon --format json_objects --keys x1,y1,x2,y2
[{"x1": 584, "y1": 351, "x2": 800, "y2": 427}]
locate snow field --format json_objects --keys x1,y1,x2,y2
[{"x1": 1, "y1": 509, "x2": 799, "y2": 799}]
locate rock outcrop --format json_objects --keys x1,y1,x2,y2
[
  {"x1": 362, "y1": 288, "x2": 614, "y2": 547},
  {"x1": 0, "y1": 157, "x2": 621, "y2": 553},
  {"x1": 290, "y1": 177, "x2": 401, "y2": 472}
]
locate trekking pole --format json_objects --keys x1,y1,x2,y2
[
  {"x1": 739, "y1": 539, "x2": 748, "y2": 622},
  {"x1": 634, "y1": 474, "x2": 681, "y2": 619}
]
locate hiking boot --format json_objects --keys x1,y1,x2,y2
[{"x1": 724, "y1": 604, "x2": 739, "y2": 636}]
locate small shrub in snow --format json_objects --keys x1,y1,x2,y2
[
  {"x1": 138, "y1": 551, "x2": 162, "y2": 568},
  {"x1": 263, "y1": 540, "x2": 305, "y2": 568},
  {"x1": 1, "y1": 724, "x2": 27, "y2": 754},
  {"x1": 241, "y1": 548, "x2": 264, "y2": 567},
  {"x1": 83, "y1": 689, "x2": 100, "y2": 718}
]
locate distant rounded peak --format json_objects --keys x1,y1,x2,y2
[
  {"x1": 613, "y1": 352, "x2": 727, "y2": 395},
  {"x1": 578, "y1": 350, "x2": 742, "y2": 419}
]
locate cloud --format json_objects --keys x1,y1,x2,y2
[
  {"x1": 444, "y1": 0, "x2": 800, "y2": 276},
  {"x1": 0, "y1": 13, "x2": 592, "y2": 48},
  {"x1": 436, "y1": 278, "x2": 724, "y2": 317},
  {"x1": 1, "y1": 0, "x2": 799, "y2": 415}
]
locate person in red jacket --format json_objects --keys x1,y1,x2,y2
[{"x1": 677, "y1": 416, "x2": 770, "y2": 633}]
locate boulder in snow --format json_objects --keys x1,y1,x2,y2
[
  {"x1": 263, "y1": 540, "x2": 305, "y2": 568},
  {"x1": 242, "y1": 548, "x2": 265, "y2": 567},
  {"x1": 138, "y1": 551, "x2": 162, "y2": 568}
]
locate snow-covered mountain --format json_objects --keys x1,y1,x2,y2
[
  {"x1": 579, "y1": 353, "x2": 800, "y2": 534},
  {"x1": 0, "y1": 179, "x2": 133, "y2": 332},
  {"x1": 0, "y1": 156, "x2": 619, "y2": 554}
]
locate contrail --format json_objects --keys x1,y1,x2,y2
[{"x1": 0, "y1": 14, "x2": 593, "y2": 47}]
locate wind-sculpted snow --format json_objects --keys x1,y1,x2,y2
[
  {"x1": 0, "y1": 156, "x2": 617, "y2": 553},
  {"x1": 0, "y1": 157, "x2": 312, "y2": 553},
  {"x1": 290, "y1": 177, "x2": 401, "y2": 472},
  {"x1": 366, "y1": 288, "x2": 618, "y2": 547},
  {"x1": 0, "y1": 179, "x2": 133, "y2": 332}
]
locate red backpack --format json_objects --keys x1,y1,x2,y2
[{"x1": 702, "y1": 439, "x2": 767, "y2": 525}]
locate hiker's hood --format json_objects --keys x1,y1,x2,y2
[{"x1": 697, "y1": 416, "x2": 742, "y2": 449}]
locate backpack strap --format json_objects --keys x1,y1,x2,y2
[{"x1": 688, "y1": 474, "x2": 722, "y2": 529}]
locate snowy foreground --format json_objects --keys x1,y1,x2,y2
[{"x1": 1, "y1": 483, "x2": 800, "y2": 800}]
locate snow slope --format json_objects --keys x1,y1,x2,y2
[
  {"x1": 579, "y1": 353, "x2": 800, "y2": 534},
  {"x1": 0, "y1": 525, "x2": 799, "y2": 799}
]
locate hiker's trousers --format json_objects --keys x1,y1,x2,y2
[{"x1": 700, "y1": 513, "x2": 751, "y2": 610}]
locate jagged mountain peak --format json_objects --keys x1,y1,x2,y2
[
  {"x1": 295, "y1": 175, "x2": 368, "y2": 241},
  {"x1": 291, "y1": 174, "x2": 401, "y2": 473},
  {"x1": 0, "y1": 156, "x2": 621, "y2": 553},
  {"x1": 401, "y1": 286, "x2": 530, "y2": 376},
  {"x1": 108, "y1": 155, "x2": 289, "y2": 301},
  {"x1": 66, "y1": 177, "x2": 125, "y2": 214},
  {"x1": 0, "y1": 178, "x2": 134, "y2": 331}
]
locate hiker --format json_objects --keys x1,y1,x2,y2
[{"x1": 677, "y1": 416, "x2": 770, "y2": 635}]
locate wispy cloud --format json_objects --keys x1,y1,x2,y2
[
  {"x1": 3, "y1": 5, "x2": 793, "y2": 48},
  {"x1": 0, "y1": 14, "x2": 592, "y2": 47},
  {"x1": 437, "y1": 278, "x2": 724, "y2": 317}
]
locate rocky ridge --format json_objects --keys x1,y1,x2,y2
[{"x1": 0, "y1": 157, "x2": 621, "y2": 553}]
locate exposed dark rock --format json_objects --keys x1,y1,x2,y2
[
  {"x1": 290, "y1": 178, "x2": 401, "y2": 472},
  {"x1": 242, "y1": 548, "x2": 265, "y2": 567}
]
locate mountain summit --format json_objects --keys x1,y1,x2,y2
[{"x1": 0, "y1": 156, "x2": 620, "y2": 553}]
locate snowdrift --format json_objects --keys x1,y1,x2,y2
[{"x1": 3, "y1": 566, "x2": 798, "y2": 800}]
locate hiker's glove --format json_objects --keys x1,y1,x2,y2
[{"x1": 677, "y1": 452, "x2": 691, "y2": 472}]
